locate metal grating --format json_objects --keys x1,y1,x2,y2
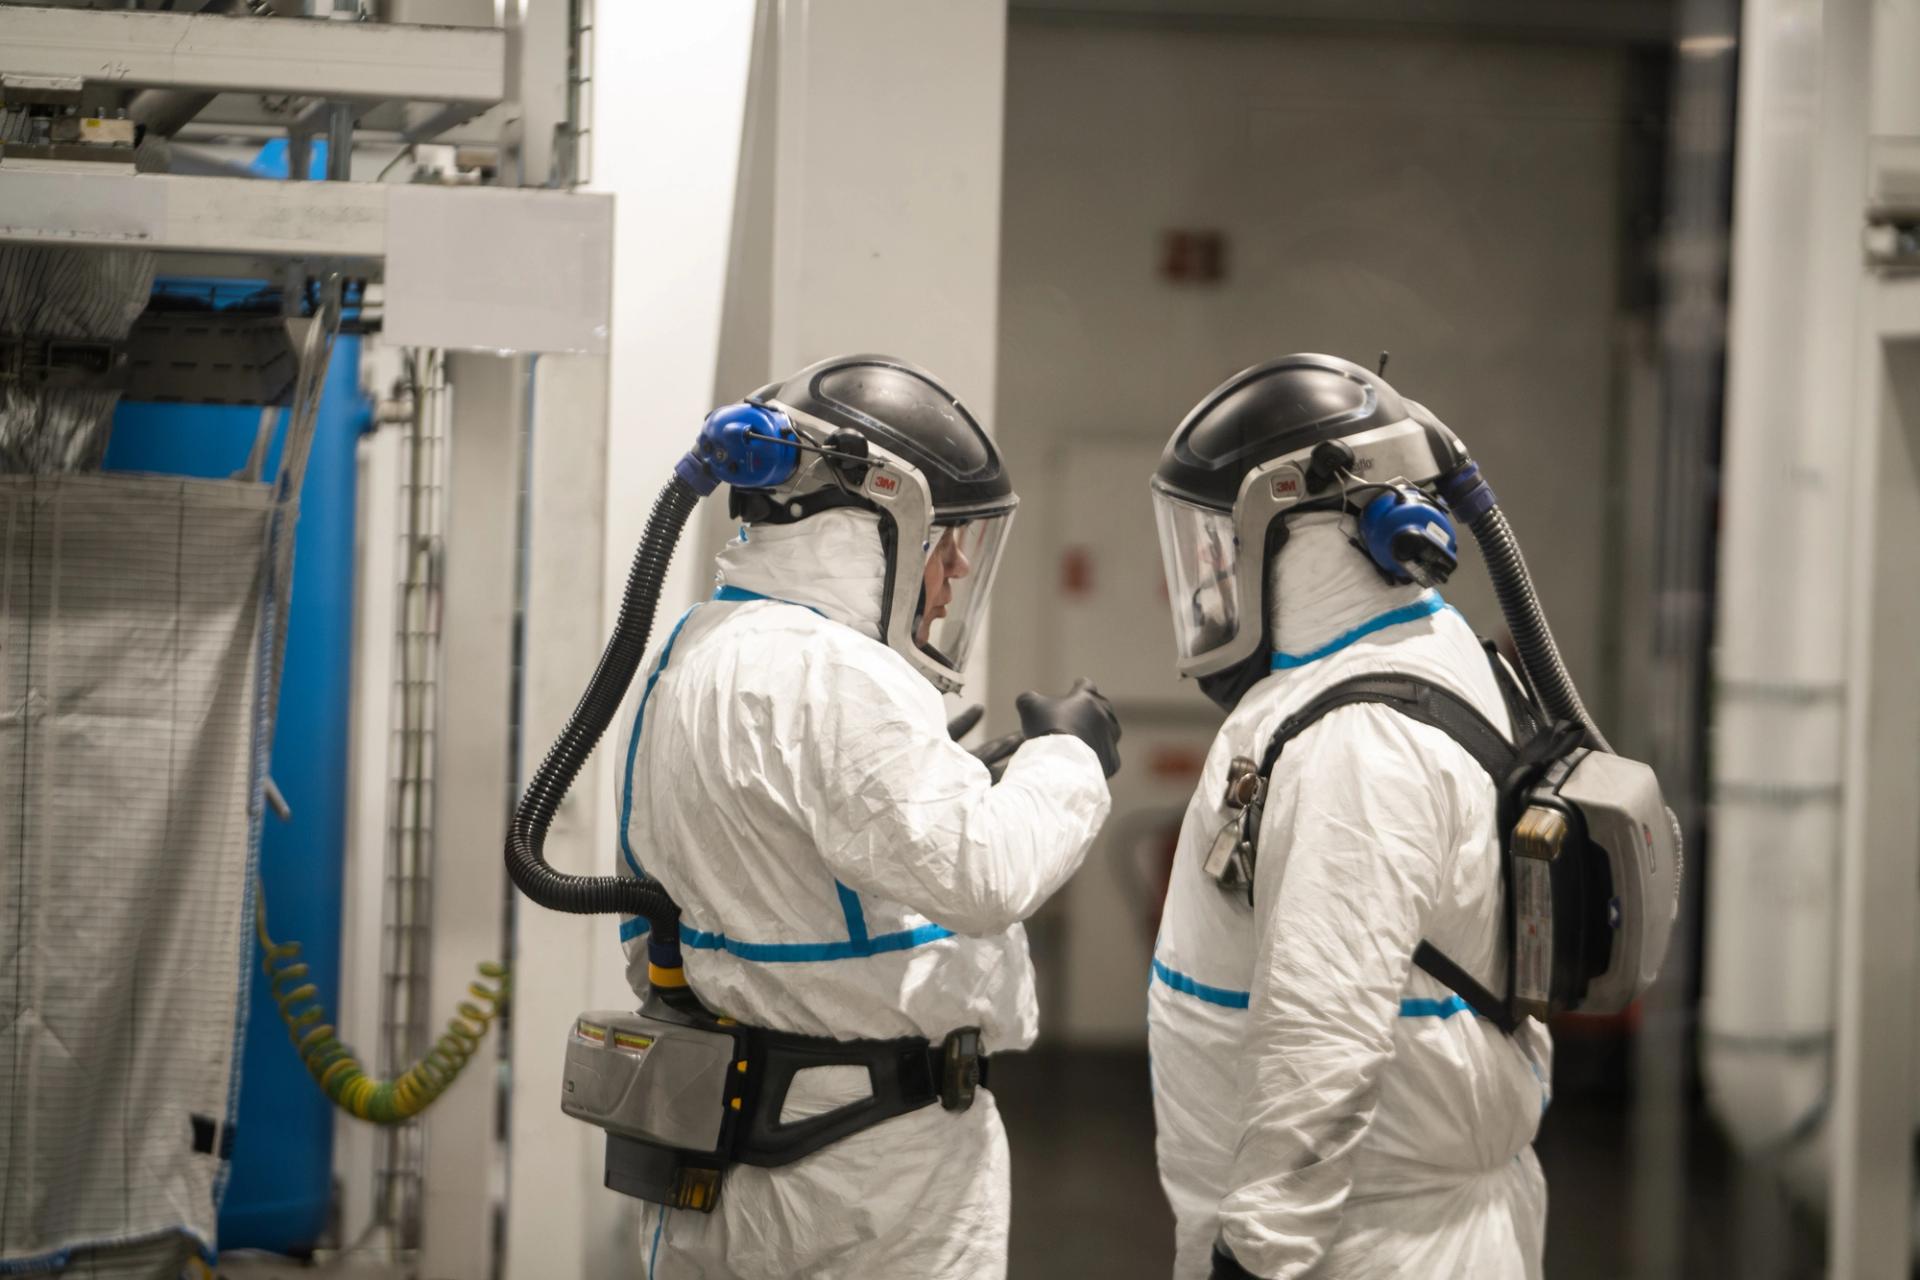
[
  {"x1": 563, "y1": 0, "x2": 593, "y2": 188},
  {"x1": 372, "y1": 349, "x2": 448, "y2": 1255}
]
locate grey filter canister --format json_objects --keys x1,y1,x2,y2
[
  {"x1": 0, "y1": 246, "x2": 156, "y2": 473},
  {"x1": 562, "y1": 1010, "x2": 737, "y2": 1153}
]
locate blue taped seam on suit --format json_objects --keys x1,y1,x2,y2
[
  {"x1": 715, "y1": 589, "x2": 864, "y2": 955},
  {"x1": 1271, "y1": 592, "x2": 1448, "y2": 669},
  {"x1": 620, "y1": 919, "x2": 961, "y2": 958},
  {"x1": 1397, "y1": 996, "x2": 1478, "y2": 1019},
  {"x1": 619, "y1": 607, "x2": 700, "y2": 882},
  {"x1": 835, "y1": 880, "x2": 871, "y2": 951},
  {"x1": 620, "y1": 916, "x2": 955, "y2": 959},
  {"x1": 1152, "y1": 960, "x2": 1485, "y2": 1020},
  {"x1": 617, "y1": 586, "x2": 925, "y2": 963},
  {"x1": 619, "y1": 588, "x2": 814, "y2": 902},
  {"x1": 1151, "y1": 958, "x2": 1252, "y2": 1009},
  {"x1": 677, "y1": 922, "x2": 954, "y2": 962}
]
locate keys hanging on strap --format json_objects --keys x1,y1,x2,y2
[{"x1": 1201, "y1": 756, "x2": 1264, "y2": 905}]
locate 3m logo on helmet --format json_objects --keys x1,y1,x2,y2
[
  {"x1": 1269, "y1": 466, "x2": 1303, "y2": 501},
  {"x1": 868, "y1": 472, "x2": 900, "y2": 497}
]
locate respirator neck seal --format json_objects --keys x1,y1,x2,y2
[{"x1": 729, "y1": 484, "x2": 878, "y2": 526}]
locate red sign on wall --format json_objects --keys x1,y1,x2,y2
[{"x1": 1162, "y1": 230, "x2": 1227, "y2": 283}]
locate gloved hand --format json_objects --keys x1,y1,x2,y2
[
  {"x1": 946, "y1": 703, "x2": 1025, "y2": 782},
  {"x1": 970, "y1": 732, "x2": 1026, "y2": 782},
  {"x1": 946, "y1": 705, "x2": 985, "y2": 741},
  {"x1": 1016, "y1": 678, "x2": 1121, "y2": 778}
]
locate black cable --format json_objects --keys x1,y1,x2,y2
[{"x1": 504, "y1": 476, "x2": 697, "y2": 932}]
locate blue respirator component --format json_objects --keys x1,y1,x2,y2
[
  {"x1": 1358, "y1": 486, "x2": 1459, "y2": 587},
  {"x1": 675, "y1": 402, "x2": 802, "y2": 497}
]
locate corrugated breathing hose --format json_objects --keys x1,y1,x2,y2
[
  {"x1": 503, "y1": 475, "x2": 697, "y2": 936},
  {"x1": 1440, "y1": 461, "x2": 1613, "y2": 753}
]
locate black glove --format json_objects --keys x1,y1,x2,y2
[
  {"x1": 970, "y1": 732, "x2": 1026, "y2": 783},
  {"x1": 1210, "y1": 1243, "x2": 1261, "y2": 1280},
  {"x1": 947, "y1": 703, "x2": 1026, "y2": 782},
  {"x1": 1015, "y1": 678, "x2": 1121, "y2": 778},
  {"x1": 946, "y1": 705, "x2": 985, "y2": 741}
]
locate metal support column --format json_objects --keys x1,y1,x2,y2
[
  {"x1": 1832, "y1": 298, "x2": 1920, "y2": 1278},
  {"x1": 502, "y1": 354, "x2": 639, "y2": 1280},
  {"x1": 417, "y1": 353, "x2": 526, "y2": 1280}
]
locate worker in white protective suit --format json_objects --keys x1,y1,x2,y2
[
  {"x1": 1146, "y1": 355, "x2": 1553, "y2": 1280},
  {"x1": 614, "y1": 355, "x2": 1119, "y2": 1279}
]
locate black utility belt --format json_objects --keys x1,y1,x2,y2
[
  {"x1": 737, "y1": 1022, "x2": 989, "y2": 1165},
  {"x1": 601, "y1": 1015, "x2": 988, "y2": 1213}
]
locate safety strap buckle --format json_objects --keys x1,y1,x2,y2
[{"x1": 938, "y1": 1027, "x2": 985, "y2": 1112}]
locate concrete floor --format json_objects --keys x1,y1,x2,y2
[
  {"x1": 994, "y1": 1047, "x2": 1829, "y2": 1280},
  {"x1": 211, "y1": 1044, "x2": 1829, "y2": 1279},
  {"x1": 998, "y1": 1049, "x2": 1172, "y2": 1274}
]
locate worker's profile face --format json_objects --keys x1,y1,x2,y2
[{"x1": 915, "y1": 525, "x2": 974, "y2": 647}]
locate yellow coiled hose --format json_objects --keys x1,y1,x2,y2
[{"x1": 255, "y1": 900, "x2": 508, "y2": 1124}]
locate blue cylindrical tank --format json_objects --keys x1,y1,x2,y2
[{"x1": 105, "y1": 332, "x2": 365, "y2": 1256}]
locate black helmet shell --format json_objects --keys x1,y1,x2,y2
[
  {"x1": 752, "y1": 354, "x2": 1013, "y2": 513},
  {"x1": 1156, "y1": 354, "x2": 1419, "y2": 509}
]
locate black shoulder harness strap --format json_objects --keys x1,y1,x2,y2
[{"x1": 1254, "y1": 645, "x2": 1537, "y2": 1035}]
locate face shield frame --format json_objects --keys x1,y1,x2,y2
[
  {"x1": 761, "y1": 402, "x2": 1017, "y2": 694},
  {"x1": 1153, "y1": 415, "x2": 1450, "y2": 682},
  {"x1": 912, "y1": 510, "x2": 1015, "y2": 678}
]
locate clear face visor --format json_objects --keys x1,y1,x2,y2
[
  {"x1": 1152, "y1": 487, "x2": 1242, "y2": 661},
  {"x1": 911, "y1": 510, "x2": 1014, "y2": 673}
]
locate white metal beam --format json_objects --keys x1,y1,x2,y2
[
  {"x1": 418, "y1": 352, "x2": 526, "y2": 1280},
  {"x1": 1831, "y1": 4, "x2": 1920, "y2": 1275},
  {"x1": 0, "y1": 168, "x2": 613, "y2": 355},
  {"x1": 503, "y1": 353, "x2": 638, "y2": 1280},
  {"x1": 0, "y1": 168, "x2": 388, "y2": 260},
  {"x1": 1831, "y1": 301, "x2": 1920, "y2": 1280},
  {"x1": 382, "y1": 182, "x2": 612, "y2": 354},
  {"x1": 505, "y1": 0, "x2": 572, "y2": 187},
  {"x1": 336, "y1": 412, "x2": 404, "y2": 1250},
  {"x1": 0, "y1": 6, "x2": 505, "y2": 104}
]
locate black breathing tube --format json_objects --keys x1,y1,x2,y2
[
  {"x1": 504, "y1": 475, "x2": 699, "y2": 937},
  {"x1": 1438, "y1": 462, "x2": 1613, "y2": 754}
]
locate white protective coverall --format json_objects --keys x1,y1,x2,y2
[
  {"x1": 615, "y1": 508, "x2": 1112, "y2": 1279},
  {"x1": 1148, "y1": 517, "x2": 1553, "y2": 1280}
]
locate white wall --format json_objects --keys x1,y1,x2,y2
[
  {"x1": 995, "y1": 19, "x2": 1630, "y2": 706},
  {"x1": 994, "y1": 18, "x2": 1635, "y2": 1041}
]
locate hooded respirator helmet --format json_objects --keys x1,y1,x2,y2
[
  {"x1": 1151, "y1": 353, "x2": 1471, "y2": 712},
  {"x1": 1144, "y1": 351, "x2": 1682, "y2": 1029},
  {"x1": 697, "y1": 354, "x2": 1016, "y2": 695}
]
